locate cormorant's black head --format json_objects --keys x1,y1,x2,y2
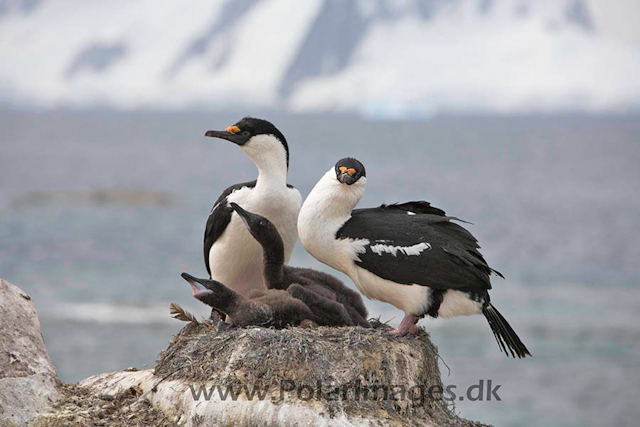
[
  {"x1": 229, "y1": 202, "x2": 282, "y2": 248},
  {"x1": 334, "y1": 157, "x2": 366, "y2": 185},
  {"x1": 205, "y1": 117, "x2": 289, "y2": 168}
]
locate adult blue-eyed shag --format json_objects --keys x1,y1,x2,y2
[
  {"x1": 298, "y1": 157, "x2": 530, "y2": 358},
  {"x1": 203, "y1": 117, "x2": 302, "y2": 297}
]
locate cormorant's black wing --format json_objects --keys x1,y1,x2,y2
[
  {"x1": 203, "y1": 180, "x2": 256, "y2": 276},
  {"x1": 336, "y1": 202, "x2": 502, "y2": 291}
]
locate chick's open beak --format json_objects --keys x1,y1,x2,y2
[{"x1": 181, "y1": 272, "x2": 209, "y2": 297}]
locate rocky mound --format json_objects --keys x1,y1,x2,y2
[{"x1": 1, "y1": 279, "x2": 488, "y2": 426}]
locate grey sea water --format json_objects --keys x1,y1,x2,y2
[{"x1": 1, "y1": 110, "x2": 639, "y2": 426}]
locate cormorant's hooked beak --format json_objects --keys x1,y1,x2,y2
[
  {"x1": 204, "y1": 126, "x2": 248, "y2": 146},
  {"x1": 229, "y1": 203, "x2": 251, "y2": 230},
  {"x1": 180, "y1": 273, "x2": 239, "y2": 320},
  {"x1": 338, "y1": 173, "x2": 357, "y2": 185},
  {"x1": 181, "y1": 272, "x2": 212, "y2": 298},
  {"x1": 230, "y1": 203, "x2": 264, "y2": 243}
]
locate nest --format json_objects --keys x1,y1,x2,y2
[{"x1": 154, "y1": 321, "x2": 485, "y2": 426}]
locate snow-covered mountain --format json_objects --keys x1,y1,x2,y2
[{"x1": 1, "y1": 0, "x2": 639, "y2": 116}]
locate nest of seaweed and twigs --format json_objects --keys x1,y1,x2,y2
[{"x1": 153, "y1": 318, "x2": 481, "y2": 425}]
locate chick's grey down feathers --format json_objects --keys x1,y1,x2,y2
[
  {"x1": 278, "y1": 267, "x2": 370, "y2": 327},
  {"x1": 182, "y1": 272, "x2": 314, "y2": 328},
  {"x1": 229, "y1": 202, "x2": 370, "y2": 327}
]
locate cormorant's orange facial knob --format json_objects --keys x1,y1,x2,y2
[
  {"x1": 339, "y1": 166, "x2": 348, "y2": 174},
  {"x1": 347, "y1": 168, "x2": 356, "y2": 176},
  {"x1": 226, "y1": 125, "x2": 241, "y2": 134}
]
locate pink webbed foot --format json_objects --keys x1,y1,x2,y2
[{"x1": 390, "y1": 314, "x2": 420, "y2": 335}]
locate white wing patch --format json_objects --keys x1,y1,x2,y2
[
  {"x1": 407, "y1": 211, "x2": 416, "y2": 215},
  {"x1": 369, "y1": 242, "x2": 431, "y2": 257}
]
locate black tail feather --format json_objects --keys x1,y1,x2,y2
[
  {"x1": 489, "y1": 306, "x2": 519, "y2": 358},
  {"x1": 483, "y1": 304, "x2": 531, "y2": 359}
]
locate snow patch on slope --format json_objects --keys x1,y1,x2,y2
[
  {"x1": 0, "y1": 0, "x2": 638, "y2": 114},
  {"x1": 290, "y1": 3, "x2": 640, "y2": 115}
]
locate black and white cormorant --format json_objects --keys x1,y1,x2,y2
[
  {"x1": 181, "y1": 272, "x2": 314, "y2": 329},
  {"x1": 298, "y1": 158, "x2": 531, "y2": 358},
  {"x1": 203, "y1": 117, "x2": 302, "y2": 297},
  {"x1": 229, "y1": 202, "x2": 370, "y2": 327}
]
